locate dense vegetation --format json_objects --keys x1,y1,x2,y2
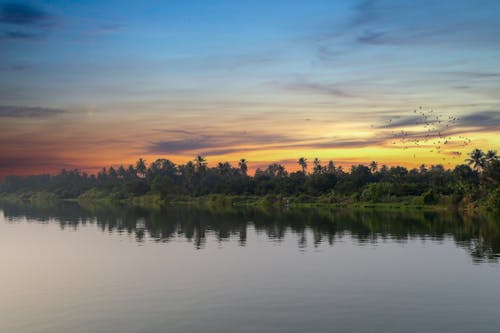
[{"x1": 1, "y1": 148, "x2": 499, "y2": 210}]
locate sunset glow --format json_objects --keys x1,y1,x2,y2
[{"x1": 1, "y1": 0, "x2": 499, "y2": 177}]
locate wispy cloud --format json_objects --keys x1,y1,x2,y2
[
  {"x1": 459, "y1": 111, "x2": 500, "y2": 129},
  {"x1": 148, "y1": 132, "x2": 293, "y2": 155},
  {"x1": 0, "y1": 106, "x2": 66, "y2": 118},
  {"x1": 284, "y1": 81, "x2": 351, "y2": 97},
  {"x1": 0, "y1": 3, "x2": 51, "y2": 26},
  {"x1": 1, "y1": 30, "x2": 40, "y2": 40},
  {"x1": 0, "y1": 3, "x2": 56, "y2": 42},
  {"x1": 148, "y1": 129, "x2": 390, "y2": 157}
]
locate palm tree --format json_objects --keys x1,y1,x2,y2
[
  {"x1": 466, "y1": 149, "x2": 485, "y2": 171},
  {"x1": 127, "y1": 165, "x2": 136, "y2": 179},
  {"x1": 326, "y1": 160, "x2": 335, "y2": 173},
  {"x1": 108, "y1": 166, "x2": 117, "y2": 180},
  {"x1": 217, "y1": 162, "x2": 231, "y2": 176},
  {"x1": 313, "y1": 158, "x2": 322, "y2": 174},
  {"x1": 369, "y1": 161, "x2": 378, "y2": 173},
  {"x1": 238, "y1": 158, "x2": 248, "y2": 176},
  {"x1": 297, "y1": 157, "x2": 307, "y2": 173},
  {"x1": 194, "y1": 155, "x2": 207, "y2": 173},
  {"x1": 277, "y1": 164, "x2": 287, "y2": 177},
  {"x1": 485, "y1": 150, "x2": 498, "y2": 162},
  {"x1": 136, "y1": 158, "x2": 147, "y2": 177},
  {"x1": 117, "y1": 165, "x2": 126, "y2": 179}
]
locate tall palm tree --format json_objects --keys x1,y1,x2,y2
[
  {"x1": 127, "y1": 165, "x2": 136, "y2": 179},
  {"x1": 117, "y1": 165, "x2": 126, "y2": 179},
  {"x1": 297, "y1": 157, "x2": 307, "y2": 173},
  {"x1": 238, "y1": 158, "x2": 248, "y2": 176},
  {"x1": 194, "y1": 155, "x2": 207, "y2": 173},
  {"x1": 313, "y1": 158, "x2": 322, "y2": 174},
  {"x1": 326, "y1": 160, "x2": 335, "y2": 174},
  {"x1": 277, "y1": 164, "x2": 287, "y2": 177},
  {"x1": 485, "y1": 150, "x2": 498, "y2": 162},
  {"x1": 136, "y1": 158, "x2": 147, "y2": 177},
  {"x1": 466, "y1": 149, "x2": 485, "y2": 171}
]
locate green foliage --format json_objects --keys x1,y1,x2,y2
[
  {"x1": 420, "y1": 189, "x2": 439, "y2": 205},
  {"x1": 361, "y1": 182, "x2": 392, "y2": 202},
  {"x1": 0, "y1": 149, "x2": 497, "y2": 208},
  {"x1": 487, "y1": 188, "x2": 500, "y2": 211}
]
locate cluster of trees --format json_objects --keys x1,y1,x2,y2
[{"x1": 1, "y1": 149, "x2": 499, "y2": 207}]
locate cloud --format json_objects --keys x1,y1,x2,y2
[
  {"x1": 1, "y1": 30, "x2": 40, "y2": 40},
  {"x1": 147, "y1": 128, "x2": 391, "y2": 157},
  {"x1": 284, "y1": 81, "x2": 351, "y2": 97},
  {"x1": 291, "y1": 139, "x2": 386, "y2": 149},
  {"x1": 0, "y1": 106, "x2": 66, "y2": 118},
  {"x1": 350, "y1": 0, "x2": 380, "y2": 27},
  {"x1": 356, "y1": 30, "x2": 386, "y2": 44},
  {"x1": 315, "y1": 0, "x2": 500, "y2": 51},
  {"x1": 0, "y1": 3, "x2": 56, "y2": 42},
  {"x1": 8, "y1": 64, "x2": 32, "y2": 71},
  {"x1": 148, "y1": 132, "x2": 293, "y2": 155},
  {"x1": 441, "y1": 71, "x2": 500, "y2": 79},
  {"x1": 459, "y1": 111, "x2": 500, "y2": 129},
  {"x1": 375, "y1": 115, "x2": 422, "y2": 129},
  {"x1": 0, "y1": 3, "x2": 50, "y2": 26}
]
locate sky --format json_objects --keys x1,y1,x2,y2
[{"x1": 1, "y1": 0, "x2": 500, "y2": 177}]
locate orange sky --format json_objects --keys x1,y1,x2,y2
[
  {"x1": 1, "y1": 1, "x2": 499, "y2": 178},
  {"x1": 1, "y1": 105, "x2": 498, "y2": 178}
]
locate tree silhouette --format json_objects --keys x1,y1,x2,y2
[
  {"x1": 194, "y1": 155, "x2": 207, "y2": 173},
  {"x1": 238, "y1": 159, "x2": 248, "y2": 176},
  {"x1": 313, "y1": 158, "x2": 322, "y2": 174},
  {"x1": 136, "y1": 158, "x2": 147, "y2": 178},
  {"x1": 1, "y1": 148, "x2": 498, "y2": 212},
  {"x1": 466, "y1": 149, "x2": 485, "y2": 171},
  {"x1": 485, "y1": 150, "x2": 498, "y2": 162},
  {"x1": 298, "y1": 157, "x2": 307, "y2": 173}
]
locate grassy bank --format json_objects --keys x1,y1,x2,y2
[{"x1": 0, "y1": 190, "x2": 496, "y2": 214}]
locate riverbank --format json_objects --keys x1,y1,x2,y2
[{"x1": 0, "y1": 190, "x2": 494, "y2": 213}]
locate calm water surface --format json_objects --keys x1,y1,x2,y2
[{"x1": 1, "y1": 202, "x2": 499, "y2": 332}]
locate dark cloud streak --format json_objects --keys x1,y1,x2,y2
[
  {"x1": 0, "y1": 3, "x2": 50, "y2": 26},
  {"x1": 1, "y1": 30, "x2": 40, "y2": 40},
  {"x1": 0, "y1": 106, "x2": 66, "y2": 118},
  {"x1": 284, "y1": 81, "x2": 351, "y2": 97}
]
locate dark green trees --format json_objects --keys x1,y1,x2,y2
[{"x1": 1, "y1": 148, "x2": 498, "y2": 208}]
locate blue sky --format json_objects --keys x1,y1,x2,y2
[{"x1": 1, "y1": 0, "x2": 499, "y2": 176}]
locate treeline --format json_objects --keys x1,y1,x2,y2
[{"x1": 1, "y1": 149, "x2": 499, "y2": 209}]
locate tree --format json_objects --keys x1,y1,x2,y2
[
  {"x1": 313, "y1": 158, "x2": 322, "y2": 174},
  {"x1": 484, "y1": 159, "x2": 500, "y2": 185},
  {"x1": 466, "y1": 149, "x2": 485, "y2": 171},
  {"x1": 238, "y1": 159, "x2": 248, "y2": 176},
  {"x1": 117, "y1": 165, "x2": 127, "y2": 179},
  {"x1": 326, "y1": 160, "x2": 335, "y2": 174},
  {"x1": 216, "y1": 162, "x2": 231, "y2": 176},
  {"x1": 297, "y1": 157, "x2": 307, "y2": 173},
  {"x1": 369, "y1": 161, "x2": 378, "y2": 173},
  {"x1": 485, "y1": 150, "x2": 498, "y2": 163},
  {"x1": 136, "y1": 158, "x2": 147, "y2": 178},
  {"x1": 194, "y1": 155, "x2": 207, "y2": 173}
]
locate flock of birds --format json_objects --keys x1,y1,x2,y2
[{"x1": 380, "y1": 107, "x2": 472, "y2": 165}]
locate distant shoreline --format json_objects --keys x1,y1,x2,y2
[{"x1": 0, "y1": 191, "x2": 486, "y2": 213}]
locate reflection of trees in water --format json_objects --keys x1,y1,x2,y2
[{"x1": 1, "y1": 201, "x2": 499, "y2": 263}]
